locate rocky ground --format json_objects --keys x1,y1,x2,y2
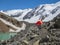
[{"x1": 0, "y1": 14, "x2": 60, "y2": 45}]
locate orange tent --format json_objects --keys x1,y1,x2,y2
[{"x1": 36, "y1": 20, "x2": 43, "y2": 26}]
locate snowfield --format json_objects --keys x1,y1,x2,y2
[{"x1": 0, "y1": 1, "x2": 60, "y2": 23}]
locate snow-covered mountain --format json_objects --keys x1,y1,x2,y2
[{"x1": 0, "y1": 1, "x2": 60, "y2": 23}]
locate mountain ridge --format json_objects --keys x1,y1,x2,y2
[
  {"x1": 0, "y1": 1, "x2": 60, "y2": 23},
  {"x1": 0, "y1": 1, "x2": 60, "y2": 32}
]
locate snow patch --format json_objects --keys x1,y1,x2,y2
[{"x1": 0, "y1": 18, "x2": 26, "y2": 32}]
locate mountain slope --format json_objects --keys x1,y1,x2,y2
[
  {"x1": 0, "y1": 20, "x2": 9, "y2": 32},
  {"x1": 1, "y1": 1, "x2": 60, "y2": 23},
  {"x1": 0, "y1": 13, "x2": 26, "y2": 32}
]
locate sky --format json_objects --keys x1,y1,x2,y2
[{"x1": 0, "y1": 0, "x2": 60, "y2": 10}]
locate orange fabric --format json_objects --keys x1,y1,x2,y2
[{"x1": 36, "y1": 20, "x2": 43, "y2": 26}]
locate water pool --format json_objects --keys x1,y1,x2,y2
[{"x1": 0, "y1": 32, "x2": 16, "y2": 40}]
